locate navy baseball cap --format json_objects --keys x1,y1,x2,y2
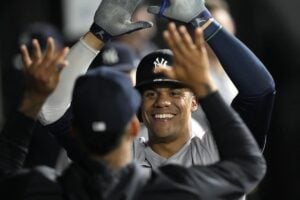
[
  {"x1": 89, "y1": 42, "x2": 138, "y2": 72},
  {"x1": 19, "y1": 22, "x2": 64, "y2": 51},
  {"x1": 135, "y1": 49, "x2": 186, "y2": 92},
  {"x1": 14, "y1": 22, "x2": 64, "y2": 70},
  {"x1": 72, "y1": 67, "x2": 141, "y2": 154}
]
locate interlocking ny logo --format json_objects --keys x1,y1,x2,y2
[
  {"x1": 154, "y1": 57, "x2": 168, "y2": 68},
  {"x1": 96, "y1": 30, "x2": 105, "y2": 40}
]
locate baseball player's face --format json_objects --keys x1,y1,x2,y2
[{"x1": 141, "y1": 86, "x2": 198, "y2": 143}]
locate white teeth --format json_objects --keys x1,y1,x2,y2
[{"x1": 154, "y1": 114, "x2": 174, "y2": 119}]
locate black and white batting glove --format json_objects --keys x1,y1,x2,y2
[
  {"x1": 148, "y1": 0, "x2": 222, "y2": 41},
  {"x1": 90, "y1": 0, "x2": 153, "y2": 42}
]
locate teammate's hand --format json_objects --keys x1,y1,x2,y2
[
  {"x1": 90, "y1": 0, "x2": 153, "y2": 42},
  {"x1": 19, "y1": 37, "x2": 69, "y2": 118},
  {"x1": 21, "y1": 37, "x2": 69, "y2": 99},
  {"x1": 154, "y1": 23, "x2": 217, "y2": 97}
]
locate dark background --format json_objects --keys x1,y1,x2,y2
[
  {"x1": 1, "y1": 1, "x2": 300, "y2": 199},
  {"x1": 226, "y1": 1, "x2": 300, "y2": 199}
]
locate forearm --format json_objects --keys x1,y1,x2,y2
[
  {"x1": 231, "y1": 91, "x2": 275, "y2": 150},
  {"x1": 204, "y1": 24, "x2": 275, "y2": 150},
  {"x1": 206, "y1": 25, "x2": 275, "y2": 96},
  {"x1": 18, "y1": 91, "x2": 46, "y2": 119},
  {"x1": 0, "y1": 112, "x2": 36, "y2": 171},
  {"x1": 38, "y1": 33, "x2": 103, "y2": 125},
  {"x1": 0, "y1": 89, "x2": 46, "y2": 171}
]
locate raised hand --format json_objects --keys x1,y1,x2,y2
[
  {"x1": 90, "y1": 0, "x2": 153, "y2": 42},
  {"x1": 147, "y1": 0, "x2": 223, "y2": 41},
  {"x1": 147, "y1": 0, "x2": 210, "y2": 26},
  {"x1": 154, "y1": 23, "x2": 217, "y2": 97},
  {"x1": 19, "y1": 37, "x2": 69, "y2": 118}
]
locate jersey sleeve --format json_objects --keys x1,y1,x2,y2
[
  {"x1": 150, "y1": 92, "x2": 266, "y2": 200},
  {"x1": 207, "y1": 28, "x2": 276, "y2": 150}
]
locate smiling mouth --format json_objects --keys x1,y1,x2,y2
[{"x1": 153, "y1": 114, "x2": 175, "y2": 119}]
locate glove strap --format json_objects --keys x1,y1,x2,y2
[
  {"x1": 90, "y1": 23, "x2": 112, "y2": 42},
  {"x1": 159, "y1": 0, "x2": 170, "y2": 17},
  {"x1": 203, "y1": 20, "x2": 222, "y2": 41},
  {"x1": 189, "y1": 9, "x2": 212, "y2": 28},
  {"x1": 189, "y1": 9, "x2": 222, "y2": 41}
]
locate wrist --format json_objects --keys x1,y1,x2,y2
[
  {"x1": 89, "y1": 23, "x2": 112, "y2": 43},
  {"x1": 82, "y1": 32, "x2": 105, "y2": 51},
  {"x1": 18, "y1": 92, "x2": 47, "y2": 119},
  {"x1": 189, "y1": 8, "x2": 212, "y2": 28},
  {"x1": 189, "y1": 9, "x2": 223, "y2": 41},
  {"x1": 203, "y1": 19, "x2": 223, "y2": 41},
  {"x1": 192, "y1": 80, "x2": 218, "y2": 98}
]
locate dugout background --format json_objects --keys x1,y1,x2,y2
[{"x1": 1, "y1": 1, "x2": 300, "y2": 199}]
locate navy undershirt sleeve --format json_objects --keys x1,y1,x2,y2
[
  {"x1": 206, "y1": 27, "x2": 276, "y2": 150},
  {"x1": 207, "y1": 28, "x2": 275, "y2": 96}
]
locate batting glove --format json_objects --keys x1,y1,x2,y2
[{"x1": 90, "y1": 0, "x2": 153, "y2": 42}]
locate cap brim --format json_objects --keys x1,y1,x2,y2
[{"x1": 135, "y1": 79, "x2": 188, "y2": 91}]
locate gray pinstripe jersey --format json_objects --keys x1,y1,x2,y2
[
  {"x1": 132, "y1": 118, "x2": 220, "y2": 170},
  {"x1": 133, "y1": 116, "x2": 245, "y2": 200}
]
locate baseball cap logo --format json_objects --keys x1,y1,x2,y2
[
  {"x1": 96, "y1": 30, "x2": 105, "y2": 41},
  {"x1": 92, "y1": 121, "x2": 106, "y2": 132},
  {"x1": 154, "y1": 57, "x2": 167, "y2": 68},
  {"x1": 102, "y1": 48, "x2": 119, "y2": 65}
]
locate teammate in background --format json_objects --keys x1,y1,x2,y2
[{"x1": 89, "y1": 41, "x2": 139, "y2": 85}]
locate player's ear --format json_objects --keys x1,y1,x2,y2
[
  {"x1": 191, "y1": 95, "x2": 199, "y2": 112},
  {"x1": 129, "y1": 116, "x2": 140, "y2": 138}
]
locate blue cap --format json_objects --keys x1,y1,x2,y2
[
  {"x1": 72, "y1": 67, "x2": 141, "y2": 155},
  {"x1": 14, "y1": 22, "x2": 64, "y2": 70},
  {"x1": 89, "y1": 42, "x2": 138, "y2": 72},
  {"x1": 19, "y1": 22, "x2": 64, "y2": 50}
]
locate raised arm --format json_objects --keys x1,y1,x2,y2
[
  {"x1": 37, "y1": 33, "x2": 104, "y2": 125},
  {"x1": 38, "y1": 0, "x2": 152, "y2": 125},
  {"x1": 0, "y1": 38, "x2": 69, "y2": 172},
  {"x1": 148, "y1": 0, "x2": 275, "y2": 150},
  {"x1": 148, "y1": 0, "x2": 274, "y2": 95},
  {"x1": 155, "y1": 22, "x2": 266, "y2": 199},
  {"x1": 43, "y1": 0, "x2": 153, "y2": 161},
  {"x1": 207, "y1": 28, "x2": 275, "y2": 150}
]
